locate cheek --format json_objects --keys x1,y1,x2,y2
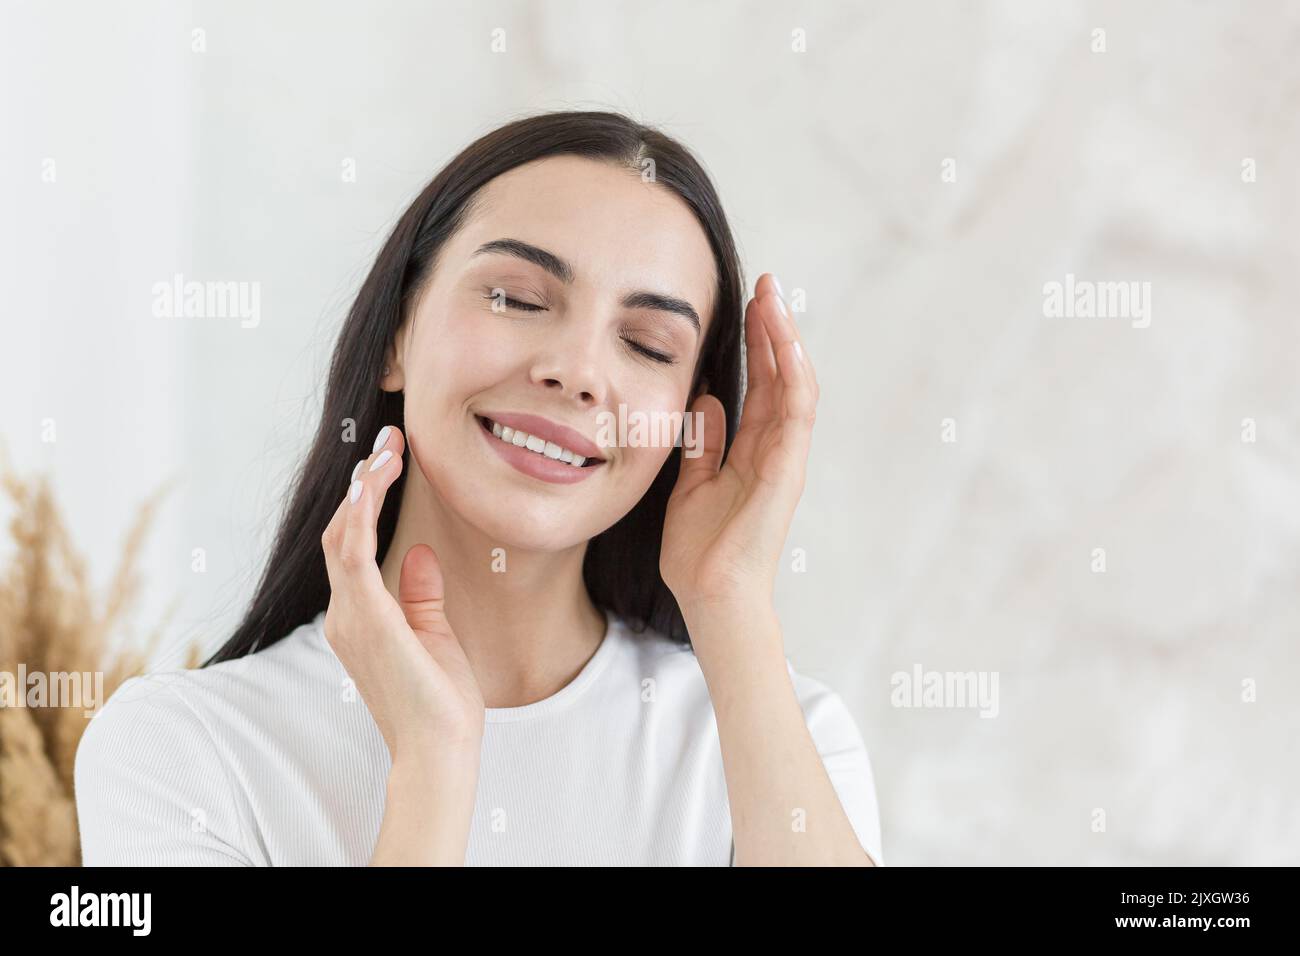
[
  {"x1": 621, "y1": 380, "x2": 690, "y2": 423},
  {"x1": 610, "y1": 382, "x2": 692, "y2": 473},
  {"x1": 621, "y1": 443, "x2": 676, "y2": 486},
  {"x1": 408, "y1": 309, "x2": 515, "y2": 403}
]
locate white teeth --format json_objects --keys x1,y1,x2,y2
[{"x1": 482, "y1": 418, "x2": 595, "y2": 469}]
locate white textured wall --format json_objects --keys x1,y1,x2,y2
[{"x1": 3, "y1": 0, "x2": 1296, "y2": 864}]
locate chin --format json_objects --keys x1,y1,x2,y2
[
  {"x1": 439, "y1": 477, "x2": 603, "y2": 551},
  {"x1": 480, "y1": 506, "x2": 597, "y2": 553}
]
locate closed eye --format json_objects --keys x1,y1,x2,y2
[
  {"x1": 624, "y1": 339, "x2": 676, "y2": 365},
  {"x1": 482, "y1": 291, "x2": 546, "y2": 313},
  {"x1": 481, "y1": 288, "x2": 674, "y2": 364}
]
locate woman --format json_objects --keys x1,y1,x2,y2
[{"x1": 75, "y1": 110, "x2": 883, "y2": 866}]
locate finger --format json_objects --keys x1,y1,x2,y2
[
  {"x1": 320, "y1": 494, "x2": 351, "y2": 590},
  {"x1": 743, "y1": 291, "x2": 778, "y2": 390},
  {"x1": 760, "y1": 290, "x2": 818, "y2": 407},
  {"x1": 773, "y1": 335, "x2": 815, "y2": 472},
  {"x1": 336, "y1": 424, "x2": 406, "y2": 590},
  {"x1": 671, "y1": 393, "x2": 726, "y2": 499},
  {"x1": 398, "y1": 543, "x2": 448, "y2": 635},
  {"x1": 755, "y1": 272, "x2": 781, "y2": 302},
  {"x1": 738, "y1": 285, "x2": 782, "y2": 438},
  {"x1": 321, "y1": 457, "x2": 367, "y2": 591},
  {"x1": 758, "y1": 272, "x2": 818, "y2": 399}
]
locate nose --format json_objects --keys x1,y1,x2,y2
[{"x1": 528, "y1": 318, "x2": 608, "y2": 407}]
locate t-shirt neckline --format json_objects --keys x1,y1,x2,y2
[{"x1": 484, "y1": 606, "x2": 622, "y2": 723}]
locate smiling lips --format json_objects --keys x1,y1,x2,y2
[{"x1": 475, "y1": 411, "x2": 607, "y2": 484}]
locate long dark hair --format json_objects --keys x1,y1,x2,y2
[{"x1": 204, "y1": 110, "x2": 744, "y2": 664}]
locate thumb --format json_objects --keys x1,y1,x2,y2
[
  {"x1": 398, "y1": 543, "x2": 447, "y2": 634},
  {"x1": 672, "y1": 393, "x2": 725, "y2": 499}
]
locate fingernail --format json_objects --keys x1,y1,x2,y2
[
  {"x1": 369, "y1": 449, "x2": 393, "y2": 472},
  {"x1": 349, "y1": 480, "x2": 363, "y2": 504},
  {"x1": 350, "y1": 459, "x2": 365, "y2": 482},
  {"x1": 775, "y1": 294, "x2": 789, "y2": 319},
  {"x1": 771, "y1": 274, "x2": 786, "y2": 300},
  {"x1": 372, "y1": 425, "x2": 392, "y2": 453},
  {"x1": 793, "y1": 341, "x2": 803, "y2": 361}
]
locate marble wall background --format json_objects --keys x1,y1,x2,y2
[{"x1": 3, "y1": 0, "x2": 1296, "y2": 864}]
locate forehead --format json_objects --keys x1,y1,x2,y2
[{"x1": 455, "y1": 155, "x2": 717, "y2": 322}]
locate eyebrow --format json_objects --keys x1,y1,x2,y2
[{"x1": 472, "y1": 237, "x2": 701, "y2": 334}]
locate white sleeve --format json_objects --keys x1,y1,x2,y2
[
  {"x1": 792, "y1": 671, "x2": 886, "y2": 866},
  {"x1": 74, "y1": 675, "x2": 257, "y2": 866}
]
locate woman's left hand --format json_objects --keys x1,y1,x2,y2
[{"x1": 660, "y1": 273, "x2": 819, "y2": 620}]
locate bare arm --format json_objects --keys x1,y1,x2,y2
[
  {"x1": 686, "y1": 601, "x2": 875, "y2": 867},
  {"x1": 370, "y1": 748, "x2": 481, "y2": 866}
]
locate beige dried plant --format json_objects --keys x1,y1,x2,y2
[{"x1": 0, "y1": 448, "x2": 199, "y2": 866}]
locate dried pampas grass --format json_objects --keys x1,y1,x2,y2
[{"x1": 0, "y1": 447, "x2": 199, "y2": 866}]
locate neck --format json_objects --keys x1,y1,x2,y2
[{"x1": 378, "y1": 474, "x2": 607, "y2": 710}]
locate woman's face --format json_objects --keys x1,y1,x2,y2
[{"x1": 388, "y1": 155, "x2": 718, "y2": 551}]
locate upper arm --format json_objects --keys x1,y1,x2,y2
[{"x1": 74, "y1": 676, "x2": 257, "y2": 866}]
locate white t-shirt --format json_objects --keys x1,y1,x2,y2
[{"x1": 75, "y1": 608, "x2": 884, "y2": 866}]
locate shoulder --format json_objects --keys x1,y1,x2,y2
[
  {"x1": 73, "y1": 669, "x2": 257, "y2": 864},
  {"x1": 616, "y1": 617, "x2": 868, "y2": 739},
  {"x1": 74, "y1": 613, "x2": 332, "y2": 865},
  {"x1": 94, "y1": 612, "x2": 336, "y2": 728},
  {"x1": 78, "y1": 612, "x2": 338, "y2": 771},
  {"x1": 788, "y1": 669, "x2": 876, "y2": 770},
  {"x1": 614, "y1": 618, "x2": 885, "y2": 865},
  {"x1": 787, "y1": 669, "x2": 885, "y2": 864}
]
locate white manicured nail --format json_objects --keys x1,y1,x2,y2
[
  {"x1": 372, "y1": 425, "x2": 392, "y2": 453},
  {"x1": 350, "y1": 459, "x2": 365, "y2": 482},
  {"x1": 369, "y1": 449, "x2": 393, "y2": 471},
  {"x1": 349, "y1": 480, "x2": 363, "y2": 504}
]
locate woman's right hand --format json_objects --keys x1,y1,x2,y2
[{"x1": 319, "y1": 423, "x2": 485, "y2": 765}]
